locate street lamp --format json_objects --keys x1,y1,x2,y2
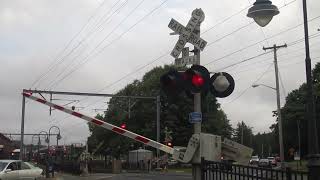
[
  {"x1": 247, "y1": 0, "x2": 279, "y2": 27},
  {"x1": 30, "y1": 134, "x2": 40, "y2": 161},
  {"x1": 252, "y1": 83, "x2": 276, "y2": 90},
  {"x1": 39, "y1": 131, "x2": 49, "y2": 144},
  {"x1": 252, "y1": 83, "x2": 284, "y2": 167},
  {"x1": 48, "y1": 126, "x2": 61, "y2": 148}
]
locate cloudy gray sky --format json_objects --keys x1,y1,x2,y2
[{"x1": 1, "y1": 0, "x2": 320, "y2": 145}]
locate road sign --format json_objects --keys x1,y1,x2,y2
[
  {"x1": 168, "y1": 18, "x2": 207, "y2": 51},
  {"x1": 175, "y1": 47, "x2": 198, "y2": 66},
  {"x1": 189, "y1": 112, "x2": 202, "y2": 123},
  {"x1": 175, "y1": 55, "x2": 198, "y2": 66},
  {"x1": 169, "y1": 8, "x2": 205, "y2": 58}
]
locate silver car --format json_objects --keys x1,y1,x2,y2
[{"x1": 0, "y1": 160, "x2": 43, "y2": 180}]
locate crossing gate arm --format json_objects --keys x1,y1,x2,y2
[{"x1": 22, "y1": 92, "x2": 174, "y2": 155}]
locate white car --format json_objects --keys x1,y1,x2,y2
[{"x1": 0, "y1": 160, "x2": 43, "y2": 180}]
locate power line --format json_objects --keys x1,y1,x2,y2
[
  {"x1": 206, "y1": 21, "x2": 255, "y2": 47},
  {"x1": 201, "y1": 5, "x2": 251, "y2": 35},
  {"x1": 216, "y1": 51, "x2": 272, "y2": 72},
  {"x1": 278, "y1": 68, "x2": 287, "y2": 97},
  {"x1": 30, "y1": 0, "x2": 304, "y2": 116},
  {"x1": 47, "y1": 0, "x2": 168, "y2": 90},
  {"x1": 30, "y1": 0, "x2": 110, "y2": 89},
  {"x1": 215, "y1": 31, "x2": 320, "y2": 73},
  {"x1": 46, "y1": 0, "x2": 140, "y2": 90},
  {"x1": 204, "y1": 14, "x2": 320, "y2": 67},
  {"x1": 54, "y1": 0, "x2": 305, "y2": 93},
  {"x1": 44, "y1": 0, "x2": 129, "y2": 90},
  {"x1": 60, "y1": 0, "x2": 312, "y2": 110},
  {"x1": 224, "y1": 63, "x2": 273, "y2": 104}
]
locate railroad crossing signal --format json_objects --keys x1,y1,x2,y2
[
  {"x1": 160, "y1": 65, "x2": 235, "y2": 98},
  {"x1": 175, "y1": 47, "x2": 198, "y2": 66},
  {"x1": 210, "y1": 72, "x2": 235, "y2": 98},
  {"x1": 169, "y1": 8, "x2": 207, "y2": 59}
]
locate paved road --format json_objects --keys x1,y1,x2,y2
[{"x1": 39, "y1": 172, "x2": 192, "y2": 180}]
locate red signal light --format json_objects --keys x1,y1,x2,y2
[
  {"x1": 120, "y1": 123, "x2": 126, "y2": 129},
  {"x1": 192, "y1": 74, "x2": 204, "y2": 87},
  {"x1": 167, "y1": 142, "x2": 172, "y2": 147}
]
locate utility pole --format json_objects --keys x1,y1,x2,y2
[
  {"x1": 297, "y1": 119, "x2": 302, "y2": 166},
  {"x1": 241, "y1": 121, "x2": 244, "y2": 145},
  {"x1": 263, "y1": 44, "x2": 287, "y2": 168},
  {"x1": 156, "y1": 95, "x2": 161, "y2": 163},
  {"x1": 20, "y1": 96, "x2": 26, "y2": 160}
]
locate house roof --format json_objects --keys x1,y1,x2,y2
[{"x1": 0, "y1": 133, "x2": 12, "y2": 143}]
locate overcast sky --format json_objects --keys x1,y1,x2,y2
[{"x1": 1, "y1": 0, "x2": 320, "y2": 145}]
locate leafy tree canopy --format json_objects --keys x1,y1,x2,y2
[{"x1": 87, "y1": 65, "x2": 233, "y2": 156}]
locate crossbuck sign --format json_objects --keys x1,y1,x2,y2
[{"x1": 168, "y1": 8, "x2": 207, "y2": 59}]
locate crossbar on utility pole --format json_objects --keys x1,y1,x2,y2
[
  {"x1": 263, "y1": 44, "x2": 287, "y2": 168},
  {"x1": 23, "y1": 89, "x2": 156, "y2": 99}
]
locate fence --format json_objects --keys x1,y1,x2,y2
[{"x1": 201, "y1": 158, "x2": 309, "y2": 180}]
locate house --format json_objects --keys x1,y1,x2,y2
[{"x1": 0, "y1": 133, "x2": 16, "y2": 159}]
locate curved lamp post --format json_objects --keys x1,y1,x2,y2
[
  {"x1": 49, "y1": 126, "x2": 61, "y2": 148},
  {"x1": 247, "y1": 0, "x2": 279, "y2": 27},
  {"x1": 31, "y1": 134, "x2": 40, "y2": 145},
  {"x1": 39, "y1": 131, "x2": 49, "y2": 144},
  {"x1": 30, "y1": 134, "x2": 40, "y2": 161},
  {"x1": 252, "y1": 83, "x2": 284, "y2": 166},
  {"x1": 252, "y1": 83, "x2": 276, "y2": 90}
]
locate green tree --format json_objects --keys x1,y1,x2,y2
[
  {"x1": 87, "y1": 65, "x2": 233, "y2": 157},
  {"x1": 233, "y1": 121, "x2": 254, "y2": 147},
  {"x1": 269, "y1": 62, "x2": 320, "y2": 159}
]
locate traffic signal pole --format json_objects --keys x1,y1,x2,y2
[{"x1": 192, "y1": 20, "x2": 202, "y2": 180}]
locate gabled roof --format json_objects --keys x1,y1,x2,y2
[{"x1": 0, "y1": 133, "x2": 12, "y2": 143}]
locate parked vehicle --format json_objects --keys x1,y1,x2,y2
[
  {"x1": 267, "y1": 157, "x2": 277, "y2": 166},
  {"x1": 167, "y1": 158, "x2": 178, "y2": 166},
  {"x1": 258, "y1": 159, "x2": 272, "y2": 168},
  {"x1": 249, "y1": 156, "x2": 259, "y2": 165},
  {"x1": 0, "y1": 160, "x2": 43, "y2": 179}
]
